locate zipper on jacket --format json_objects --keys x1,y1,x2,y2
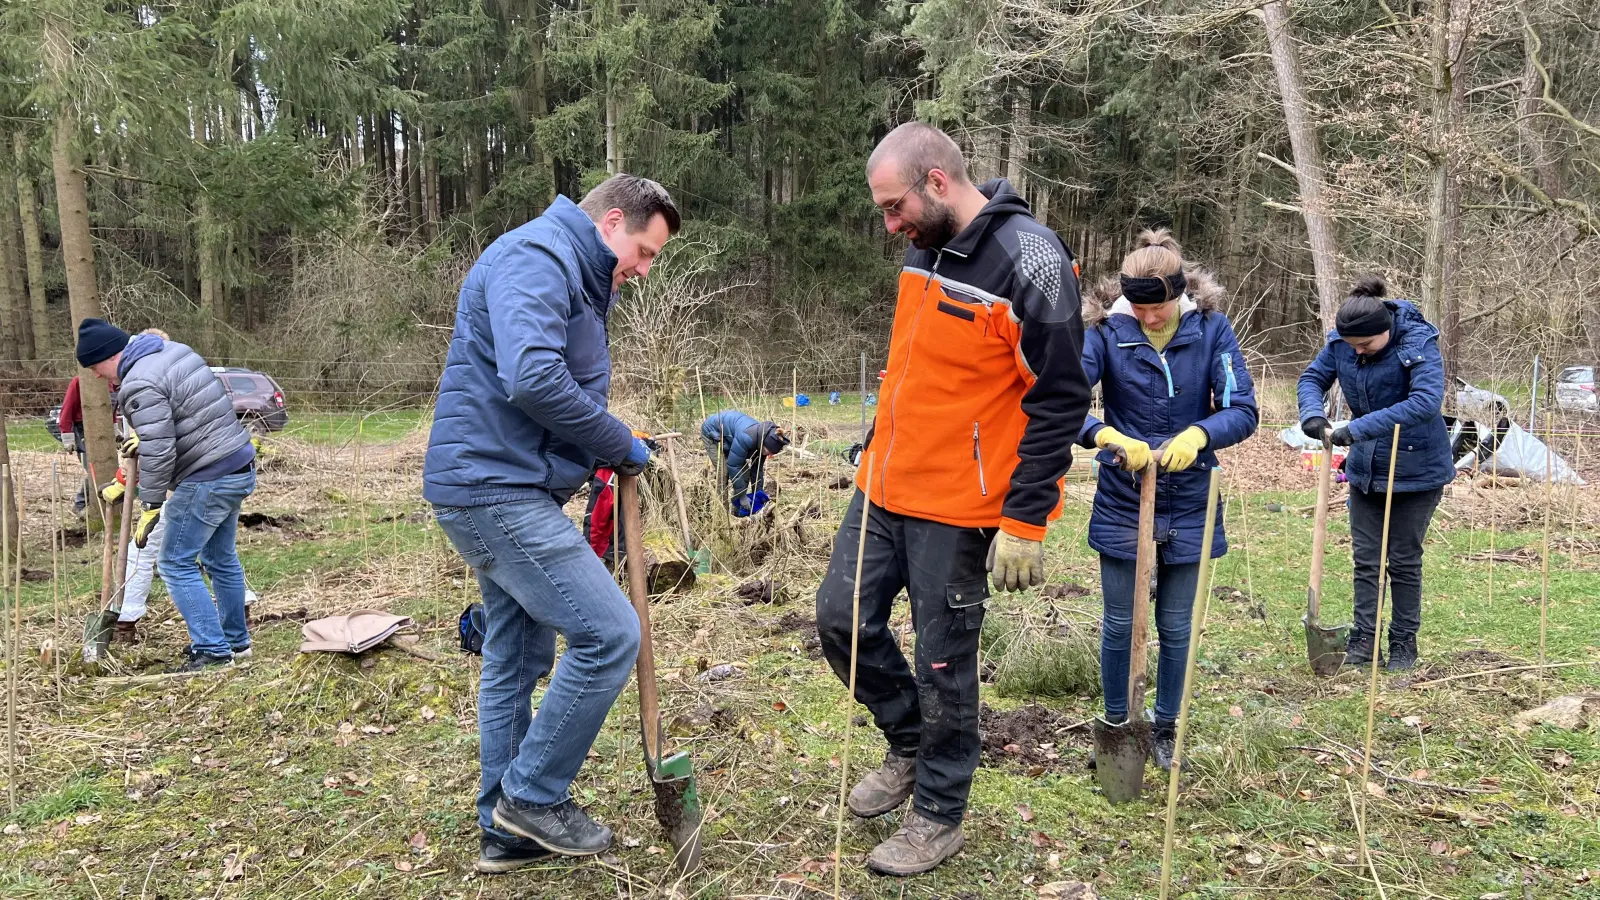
[
  {"x1": 1116, "y1": 339, "x2": 1176, "y2": 397},
  {"x1": 1221, "y1": 352, "x2": 1237, "y2": 408},
  {"x1": 973, "y1": 422, "x2": 988, "y2": 496}
]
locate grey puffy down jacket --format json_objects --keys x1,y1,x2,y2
[{"x1": 116, "y1": 335, "x2": 253, "y2": 504}]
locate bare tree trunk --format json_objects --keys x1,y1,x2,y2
[
  {"x1": 0, "y1": 180, "x2": 28, "y2": 361},
  {"x1": 15, "y1": 134, "x2": 51, "y2": 359},
  {"x1": 197, "y1": 196, "x2": 223, "y2": 353},
  {"x1": 605, "y1": 87, "x2": 622, "y2": 175},
  {"x1": 1007, "y1": 90, "x2": 1030, "y2": 204},
  {"x1": 1260, "y1": 0, "x2": 1343, "y2": 333},
  {"x1": 1421, "y1": 0, "x2": 1472, "y2": 386},
  {"x1": 524, "y1": 0, "x2": 555, "y2": 207},
  {"x1": 50, "y1": 107, "x2": 117, "y2": 509}
]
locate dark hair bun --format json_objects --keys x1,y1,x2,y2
[{"x1": 1349, "y1": 275, "x2": 1387, "y2": 299}]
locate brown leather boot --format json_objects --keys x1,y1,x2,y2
[
  {"x1": 113, "y1": 621, "x2": 139, "y2": 644},
  {"x1": 865, "y1": 812, "x2": 964, "y2": 876},
  {"x1": 847, "y1": 752, "x2": 916, "y2": 818}
]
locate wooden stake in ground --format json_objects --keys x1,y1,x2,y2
[
  {"x1": 50, "y1": 460, "x2": 62, "y2": 703},
  {"x1": 1356, "y1": 425, "x2": 1403, "y2": 862},
  {"x1": 8, "y1": 469, "x2": 20, "y2": 816},
  {"x1": 1157, "y1": 466, "x2": 1221, "y2": 900},
  {"x1": 695, "y1": 367, "x2": 707, "y2": 424},
  {"x1": 833, "y1": 455, "x2": 874, "y2": 900},
  {"x1": 1538, "y1": 422, "x2": 1553, "y2": 700},
  {"x1": 1235, "y1": 490, "x2": 1255, "y2": 605}
]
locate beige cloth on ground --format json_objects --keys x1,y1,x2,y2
[{"x1": 299, "y1": 609, "x2": 414, "y2": 654}]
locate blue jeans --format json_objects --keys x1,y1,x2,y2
[
  {"x1": 434, "y1": 496, "x2": 641, "y2": 843},
  {"x1": 1099, "y1": 554, "x2": 1200, "y2": 724},
  {"x1": 158, "y1": 469, "x2": 256, "y2": 658}
]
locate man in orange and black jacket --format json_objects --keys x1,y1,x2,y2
[{"x1": 815, "y1": 122, "x2": 1089, "y2": 876}]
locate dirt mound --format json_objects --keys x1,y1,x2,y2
[
  {"x1": 980, "y1": 703, "x2": 1085, "y2": 773},
  {"x1": 1397, "y1": 648, "x2": 1527, "y2": 687},
  {"x1": 737, "y1": 579, "x2": 778, "y2": 604},
  {"x1": 1040, "y1": 582, "x2": 1092, "y2": 600},
  {"x1": 771, "y1": 611, "x2": 821, "y2": 658}
]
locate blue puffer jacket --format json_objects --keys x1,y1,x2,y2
[
  {"x1": 700, "y1": 410, "x2": 771, "y2": 496},
  {"x1": 1296, "y1": 300, "x2": 1453, "y2": 494},
  {"x1": 1078, "y1": 286, "x2": 1259, "y2": 564},
  {"x1": 423, "y1": 197, "x2": 635, "y2": 507}
]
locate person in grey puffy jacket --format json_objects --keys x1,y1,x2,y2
[{"x1": 78, "y1": 319, "x2": 256, "y2": 674}]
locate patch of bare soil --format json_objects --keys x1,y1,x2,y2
[
  {"x1": 1397, "y1": 648, "x2": 1527, "y2": 687},
  {"x1": 771, "y1": 611, "x2": 821, "y2": 659},
  {"x1": 980, "y1": 703, "x2": 1085, "y2": 773},
  {"x1": 1039, "y1": 581, "x2": 1092, "y2": 600},
  {"x1": 1214, "y1": 432, "x2": 1319, "y2": 493},
  {"x1": 1213, "y1": 584, "x2": 1267, "y2": 620}
]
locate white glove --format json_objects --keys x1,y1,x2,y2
[{"x1": 60, "y1": 433, "x2": 75, "y2": 453}]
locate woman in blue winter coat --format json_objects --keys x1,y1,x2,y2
[
  {"x1": 700, "y1": 409, "x2": 789, "y2": 515},
  {"x1": 1297, "y1": 276, "x2": 1454, "y2": 672},
  {"x1": 1079, "y1": 230, "x2": 1259, "y2": 768}
]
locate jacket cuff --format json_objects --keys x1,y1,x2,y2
[
  {"x1": 999, "y1": 517, "x2": 1047, "y2": 542},
  {"x1": 1081, "y1": 422, "x2": 1105, "y2": 450}
]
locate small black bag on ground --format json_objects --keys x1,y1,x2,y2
[{"x1": 459, "y1": 602, "x2": 486, "y2": 655}]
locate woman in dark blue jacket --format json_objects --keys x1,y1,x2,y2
[
  {"x1": 700, "y1": 409, "x2": 789, "y2": 515},
  {"x1": 1297, "y1": 276, "x2": 1454, "y2": 672},
  {"x1": 1079, "y1": 230, "x2": 1259, "y2": 768}
]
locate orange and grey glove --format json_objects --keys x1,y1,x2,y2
[
  {"x1": 1094, "y1": 425, "x2": 1153, "y2": 472},
  {"x1": 133, "y1": 503, "x2": 162, "y2": 549},
  {"x1": 1157, "y1": 426, "x2": 1208, "y2": 472},
  {"x1": 987, "y1": 531, "x2": 1045, "y2": 592}
]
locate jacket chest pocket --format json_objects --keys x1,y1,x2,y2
[{"x1": 932, "y1": 287, "x2": 1000, "y2": 341}]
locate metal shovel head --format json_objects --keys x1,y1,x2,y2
[
  {"x1": 1092, "y1": 716, "x2": 1151, "y2": 805},
  {"x1": 82, "y1": 608, "x2": 118, "y2": 665},
  {"x1": 1304, "y1": 615, "x2": 1350, "y2": 678},
  {"x1": 649, "y1": 750, "x2": 703, "y2": 873}
]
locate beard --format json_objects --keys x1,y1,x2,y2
[{"x1": 906, "y1": 198, "x2": 959, "y2": 250}]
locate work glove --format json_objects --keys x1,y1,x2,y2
[
  {"x1": 1157, "y1": 426, "x2": 1208, "y2": 472},
  {"x1": 59, "y1": 433, "x2": 75, "y2": 453},
  {"x1": 845, "y1": 443, "x2": 863, "y2": 467},
  {"x1": 987, "y1": 530, "x2": 1045, "y2": 593},
  {"x1": 119, "y1": 430, "x2": 140, "y2": 458},
  {"x1": 134, "y1": 503, "x2": 162, "y2": 549},
  {"x1": 1094, "y1": 425, "x2": 1152, "y2": 472},
  {"x1": 630, "y1": 429, "x2": 661, "y2": 453},
  {"x1": 1330, "y1": 426, "x2": 1354, "y2": 447},
  {"x1": 1301, "y1": 416, "x2": 1331, "y2": 441},
  {"x1": 613, "y1": 436, "x2": 652, "y2": 477},
  {"x1": 100, "y1": 479, "x2": 125, "y2": 506}
]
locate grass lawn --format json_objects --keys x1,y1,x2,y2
[{"x1": 0, "y1": 432, "x2": 1594, "y2": 899}]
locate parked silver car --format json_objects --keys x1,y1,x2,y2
[{"x1": 1555, "y1": 365, "x2": 1596, "y2": 412}]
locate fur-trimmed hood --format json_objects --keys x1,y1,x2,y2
[{"x1": 1081, "y1": 265, "x2": 1226, "y2": 327}]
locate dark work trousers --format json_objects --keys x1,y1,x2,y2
[
  {"x1": 814, "y1": 490, "x2": 990, "y2": 827},
  {"x1": 1347, "y1": 485, "x2": 1442, "y2": 644}
]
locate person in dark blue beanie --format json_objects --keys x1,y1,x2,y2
[{"x1": 75, "y1": 318, "x2": 130, "y2": 368}]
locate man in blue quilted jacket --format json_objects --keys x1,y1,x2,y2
[{"x1": 422, "y1": 175, "x2": 679, "y2": 872}]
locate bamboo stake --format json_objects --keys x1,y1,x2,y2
[
  {"x1": 1539, "y1": 423, "x2": 1553, "y2": 702},
  {"x1": 1345, "y1": 780, "x2": 1390, "y2": 900},
  {"x1": 1356, "y1": 425, "x2": 1403, "y2": 851},
  {"x1": 695, "y1": 368, "x2": 707, "y2": 424},
  {"x1": 1487, "y1": 437, "x2": 1497, "y2": 608},
  {"x1": 2, "y1": 465, "x2": 14, "y2": 815},
  {"x1": 1157, "y1": 467, "x2": 1222, "y2": 900},
  {"x1": 9, "y1": 470, "x2": 21, "y2": 816},
  {"x1": 833, "y1": 456, "x2": 874, "y2": 900},
  {"x1": 1236, "y1": 491, "x2": 1255, "y2": 603},
  {"x1": 50, "y1": 461, "x2": 62, "y2": 703}
]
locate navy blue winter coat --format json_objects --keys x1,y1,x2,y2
[
  {"x1": 1296, "y1": 300, "x2": 1454, "y2": 494},
  {"x1": 700, "y1": 409, "x2": 773, "y2": 497},
  {"x1": 423, "y1": 196, "x2": 634, "y2": 507},
  {"x1": 1079, "y1": 290, "x2": 1259, "y2": 564}
]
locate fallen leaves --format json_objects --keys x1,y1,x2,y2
[
  {"x1": 1038, "y1": 881, "x2": 1099, "y2": 899},
  {"x1": 1015, "y1": 803, "x2": 1034, "y2": 822},
  {"x1": 222, "y1": 851, "x2": 245, "y2": 882}
]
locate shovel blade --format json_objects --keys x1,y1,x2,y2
[
  {"x1": 1092, "y1": 717, "x2": 1151, "y2": 805},
  {"x1": 81, "y1": 609, "x2": 117, "y2": 665},
  {"x1": 650, "y1": 750, "x2": 703, "y2": 874},
  {"x1": 1304, "y1": 615, "x2": 1350, "y2": 678}
]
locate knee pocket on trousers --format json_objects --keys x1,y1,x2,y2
[{"x1": 918, "y1": 579, "x2": 988, "y2": 664}]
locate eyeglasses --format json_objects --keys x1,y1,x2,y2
[{"x1": 881, "y1": 170, "x2": 930, "y2": 217}]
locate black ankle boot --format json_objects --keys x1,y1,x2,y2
[
  {"x1": 1343, "y1": 632, "x2": 1376, "y2": 667},
  {"x1": 1384, "y1": 636, "x2": 1418, "y2": 672}
]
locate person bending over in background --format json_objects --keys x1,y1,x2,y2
[
  {"x1": 814, "y1": 123, "x2": 1089, "y2": 876},
  {"x1": 699, "y1": 409, "x2": 788, "y2": 516},
  {"x1": 422, "y1": 174, "x2": 678, "y2": 873},
  {"x1": 77, "y1": 319, "x2": 257, "y2": 674},
  {"x1": 1297, "y1": 276, "x2": 1454, "y2": 672},
  {"x1": 1077, "y1": 229, "x2": 1258, "y2": 770}
]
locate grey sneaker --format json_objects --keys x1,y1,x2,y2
[
  {"x1": 865, "y1": 812, "x2": 965, "y2": 876},
  {"x1": 848, "y1": 752, "x2": 916, "y2": 818},
  {"x1": 491, "y1": 797, "x2": 613, "y2": 857},
  {"x1": 474, "y1": 834, "x2": 552, "y2": 874}
]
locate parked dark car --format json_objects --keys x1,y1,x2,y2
[{"x1": 210, "y1": 367, "x2": 289, "y2": 432}]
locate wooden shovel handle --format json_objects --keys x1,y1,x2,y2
[
  {"x1": 1306, "y1": 438, "x2": 1333, "y2": 621},
  {"x1": 619, "y1": 475, "x2": 662, "y2": 764},
  {"x1": 660, "y1": 436, "x2": 694, "y2": 554},
  {"x1": 1127, "y1": 463, "x2": 1159, "y2": 706},
  {"x1": 109, "y1": 457, "x2": 138, "y2": 612}
]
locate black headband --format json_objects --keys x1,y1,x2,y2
[
  {"x1": 1121, "y1": 270, "x2": 1187, "y2": 305},
  {"x1": 1336, "y1": 304, "x2": 1393, "y2": 339}
]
